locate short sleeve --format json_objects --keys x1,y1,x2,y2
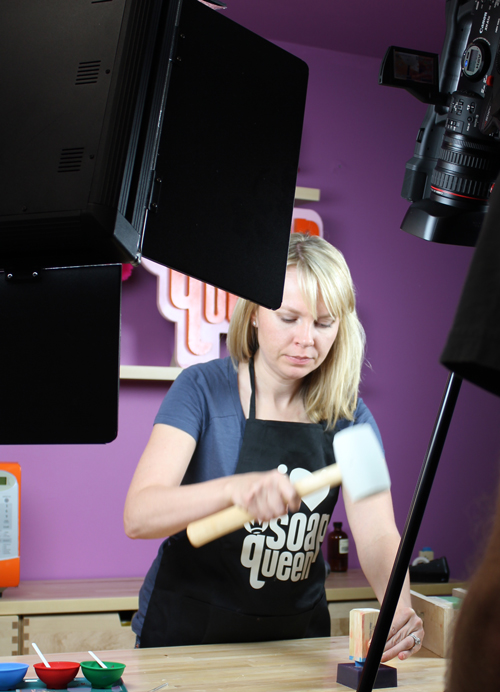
[
  {"x1": 154, "y1": 367, "x2": 207, "y2": 443},
  {"x1": 335, "y1": 398, "x2": 384, "y2": 453}
]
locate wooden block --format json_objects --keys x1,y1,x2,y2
[
  {"x1": 349, "y1": 608, "x2": 379, "y2": 663},
  {"x1": 452, "y1": 587, "x2": 467, "y2": 600},
  {"x1": 22, "y1": 613, "x2": 136, "y2": 655},
  {"x1": 328, "y1": 599, "x2": 379, "y2": 636},
  {"x1": 0, "y1": 615, "x2": 19, "y2": 655},
  {"x1": 410, "y1": 589, "x2": 457, "y2": 658}
]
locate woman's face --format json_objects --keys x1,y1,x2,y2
[{"x1": 253, "y1": 267, "x2": 339, "y2": 382}]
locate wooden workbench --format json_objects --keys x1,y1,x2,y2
[
  {"x1": 325, "y1": 570, "x2": 466, "y2": 601},
  {"x1": 0, "y1": 637, "x2": 446, "y2": 692},
  {"x1": 0, "y1": 571, "x2": 466, "y2": 616},
  {"x1": 0, "y1": 572, "x2": 466, "y2": 655},
  {"x1": 0, "y1": 578, "x2": 142, "y2": 617},
  {"x1": 0, "y1": 579, "x2": 142, "y2": 656},
  {"x1": 324, "y1": 570, "x2": 466, "y2": 637}
]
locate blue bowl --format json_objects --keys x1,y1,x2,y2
[{"x1": 0, "y1": 663, "x2": 29, "y2": 691}]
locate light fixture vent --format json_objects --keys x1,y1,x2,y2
[
  {"x1": 75, "y1": 60, "x2": 101, "y2": 85},
  {"x1": 58, "y1": 148, "x2": 85, "y2": 173}
]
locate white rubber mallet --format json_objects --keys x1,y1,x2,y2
[{"x1": 186, "y1": 423, "x2": 391, "y2": 548}]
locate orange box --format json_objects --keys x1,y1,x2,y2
[{"x1": 0, "y1": 462, "x2": 21, "y2": 587}]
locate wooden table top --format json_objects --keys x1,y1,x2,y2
[{"x1": 0, "y1": 637, "x2": 445, "y2": 692}]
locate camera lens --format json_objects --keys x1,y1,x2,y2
[{"x1": 430, "y1": 131, "x2": 500, "y2": 209}]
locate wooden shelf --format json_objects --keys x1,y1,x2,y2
[
  {"x1": 295, "y1": 186, "x2": 320, "y2": 202},
  {"x1": 120, "y1": 365, "x2": 182, "y2": 381}
]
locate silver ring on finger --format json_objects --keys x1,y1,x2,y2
[{"x1": 410, "y1": 633, "x2": 421, "y2": 647}]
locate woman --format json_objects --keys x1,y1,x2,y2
[{"x1": 124, "y1": 233, "x2": 423, "y2": 659}]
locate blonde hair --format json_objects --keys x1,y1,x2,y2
[{"x1": 226, "y1": 234, "x2": 366, "y2": 429}]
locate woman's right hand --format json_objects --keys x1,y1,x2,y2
[{"x1": 225, "y1": 469, "x2": 301, "y2": 522}]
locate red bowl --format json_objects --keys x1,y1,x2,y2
[{"x1": 34, "y1": 662, "x2": 80, "y2": 689}]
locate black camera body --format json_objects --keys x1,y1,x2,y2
[{"x1": 380, "y1": 0, "x2": 500, "y2": 246}]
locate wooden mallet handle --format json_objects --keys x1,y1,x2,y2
[{"x1": 186, "y1": 463, "x2": 343, "y2": 547}]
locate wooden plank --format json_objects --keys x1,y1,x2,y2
[
  {"x1": 410, "y1": 590, "x2": 458, "y2": 658},
  {"x1": 294, "y1": 186, "x2": 321, "y2": 202},
  {"x1": 349, "y1": 608, "x2": 379, "y2": 663},
  {"x1": 0, "y1": 638, "x2": 447, "y2": 692}
]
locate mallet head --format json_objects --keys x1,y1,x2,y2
[{"x1": 333, "y1": 424, "x2": 391, "y2": 502}]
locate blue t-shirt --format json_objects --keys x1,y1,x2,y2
[
  {"x1": 132, "y1": 357, "x2": 382, "y2": 637},
  {"x1": 154, "y1": 357, "x2": 246, "y2": 484}
]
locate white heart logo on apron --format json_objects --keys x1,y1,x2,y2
[{"x1": 289, "y1": 467, "x2": 330, "y2": 511}]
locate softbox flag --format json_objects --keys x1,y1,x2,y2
[{"x1": 441, "y1": 172, "x2": 500, "y2": 396}]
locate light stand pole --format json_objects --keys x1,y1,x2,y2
[{"x1": 357, "y1": 371, "x2": 462, "y2": 692}]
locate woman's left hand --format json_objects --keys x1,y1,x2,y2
[{"x1": 380, "y1": 607, "x2": 424, "y2": 662}]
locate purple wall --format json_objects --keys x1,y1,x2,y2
[{"x1": 4, "y1": 43, "x2": 500, "y2": 584}]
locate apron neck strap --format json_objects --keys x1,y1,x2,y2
[{"x1": 249, "y1": 358, "x2": 256, "y2": 420}]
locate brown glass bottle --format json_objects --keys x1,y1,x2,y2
[{"x1": 327, "y1": 521, "x2": 349, "y2": 572}]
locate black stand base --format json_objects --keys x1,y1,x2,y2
[{"x1": 337, "y1": 662, "x2": 398, "y2": 689}]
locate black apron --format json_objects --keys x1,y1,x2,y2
[{"x1": 140, "y1": 360, "x2": 339, "y2": 647}]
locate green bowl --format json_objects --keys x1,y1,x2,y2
[{"x1": 80, "y1": 661, "x2": 125, "y2": 689}]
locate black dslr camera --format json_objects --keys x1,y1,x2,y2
[{"x1": 380, "y1": 0, "x2": 500, "y2": 246}]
